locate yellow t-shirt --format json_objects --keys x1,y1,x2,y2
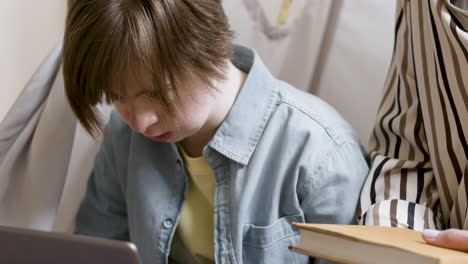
[{"x1": 177, "y1": 146, "x2": 215, "y2": 264}]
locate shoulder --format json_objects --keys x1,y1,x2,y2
[
  {"x1": 260, "y1": 81, "x2": 364, "y2": 174},
  {"x1": 259, "y1": 82, "x2": 367, "y2": 204},
  {"x1": 272, "y1": 81, "x2": 360, "y2": 146},
  {"x1": 273, "y1": 83, "x2": 368, "y2": 197}
]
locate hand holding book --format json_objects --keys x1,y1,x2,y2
[
  {"x1": 290, "y1": 223, "x2": 468, "y2": 264},
  {"x1": 423, "y1": 229, "x2": 468, "y2": 252}
]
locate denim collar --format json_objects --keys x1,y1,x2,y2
[{"x1": 207, "y1": 45, "x2": 279, "y2": 165}]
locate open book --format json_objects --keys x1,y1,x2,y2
[{"x1": 289, "y1": 223, "x2": 468, "y2": 264}]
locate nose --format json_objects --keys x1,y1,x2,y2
[{"x1": 130, "y1": 109, "x2": 159, "y2": 134}]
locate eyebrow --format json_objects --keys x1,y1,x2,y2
[{"x1": 110, "y1": 90, "x2": 150, "y2": 101}]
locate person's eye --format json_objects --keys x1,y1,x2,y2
[
  {"x1": 108, "y1": 92, "x2": 124, "y2": 104},
  {"x1": 143, "y1": 91, "x2": 159, "y2": 99},
  {"x1": 113, "y1": 94, "x2": 128, "y2": 104}
]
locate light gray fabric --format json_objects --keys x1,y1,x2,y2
[
  {"x1": 0, "y1": 41, "x2": 111, "y2": 232},
  {"x1": 0, "y1": 41, "x2": 62, "y2": 161}
]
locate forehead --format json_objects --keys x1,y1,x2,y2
[
  {"x1": 109, "y1": 64, "x2": 207, "y2": 103},
  {"x1": 113, "y1": 69, "x2": 153, "y2": 97}
]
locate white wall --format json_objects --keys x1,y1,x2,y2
[
  {"x1": 316, "y1": 1, "x2": 396, "y2": 146},
  {"x1": 0, "y1": 0, "x2": 66, "y2": 121}
]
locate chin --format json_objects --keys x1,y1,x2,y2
[
  {"x1": 176, "y1": 130, "x2": 200, "y2": 143},
  {"x1": 169, "y1": 133, "x2": 186, "y2": 143}
]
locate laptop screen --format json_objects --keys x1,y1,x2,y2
[{"x1": 0, "y1": 225, "x2": 140, "y2": 264}]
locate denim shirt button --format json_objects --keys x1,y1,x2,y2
[{"x1": 162, "y1": 219, "x2": 174, "y2": 229}]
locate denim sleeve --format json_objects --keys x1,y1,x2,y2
[
  {"x1": 300, "y1": 140, "x2": 369, "y2": 225},
  {"x1": 74, "y1": 131, "x2": 129, "y2": 241}
]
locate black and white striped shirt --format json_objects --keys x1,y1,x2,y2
[{"x1": 358, "y1": 0, "x2": 468, "y2": 231}]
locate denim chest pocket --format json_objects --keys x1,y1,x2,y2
[{"x1": 242, "y1": 214, "x2": 310, "y2": 264}]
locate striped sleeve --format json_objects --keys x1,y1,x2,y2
[{"x1": 357, "y1": 0, "x2": 443, "y2": 231}]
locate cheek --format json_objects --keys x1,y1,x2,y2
[
  {"x1": 174, "y1": 87, "x2": 215, "y2": 130},
  {"x1": 177, "y1": 103, "x2": 210, "y2": 129}
]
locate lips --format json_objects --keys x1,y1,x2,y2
[{"x1": 148, "y1": 132, "x2": 172, "y2": 142}]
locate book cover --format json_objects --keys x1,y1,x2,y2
[{"x1": 289, "y1": 223, "x2": 468, "y2": 264}]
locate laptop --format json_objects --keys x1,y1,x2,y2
[{"x1": 0, "y1": 225, "x2": 140, "y2": 264}]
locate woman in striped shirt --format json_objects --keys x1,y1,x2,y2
[{"x1": 358, "y1": 0, "x2": 468, "y2": 251}]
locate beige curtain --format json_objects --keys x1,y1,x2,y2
[{"x1": 224, "y1": 0, "x2": 342, "y2": 92}]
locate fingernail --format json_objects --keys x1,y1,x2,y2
[{"x1": 423, "y1": 229, "x2": 440, "y2": 239}]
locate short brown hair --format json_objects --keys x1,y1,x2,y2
[{"x1": 63, "y1": 0, "x2": 234, "y2": 137}]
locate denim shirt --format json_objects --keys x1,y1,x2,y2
[{"x1": 75, "y1": 46, "x2": 369, "y2": 264}]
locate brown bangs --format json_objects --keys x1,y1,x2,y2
[{"x1": 63, "y1": 0, "x2": 234, "y2": 137}]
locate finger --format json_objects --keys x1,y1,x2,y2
[{"x1": 423, "y1": 229, "x2": 468, "y2": 251}]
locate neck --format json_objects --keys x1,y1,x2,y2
[{"x1": 181, "y1": 61, "x2": 247, "y2": 157}]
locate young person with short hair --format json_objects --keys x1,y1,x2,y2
[{"x1": 63, "y1": 1, "x2": 368, "y2": 263}]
